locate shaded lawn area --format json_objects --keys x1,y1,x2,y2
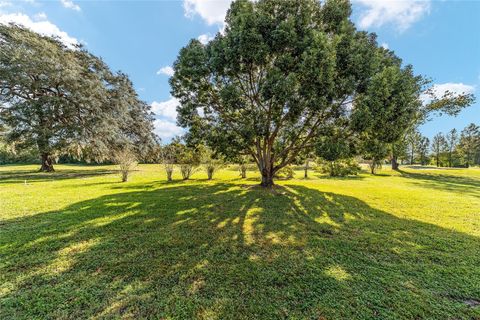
[{"x1": 0, "y1": 165, "x2": 479, "y2": 319}]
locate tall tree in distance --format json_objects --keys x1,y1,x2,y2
[
  {"x1": 446, "y1": 128, "x2": 459, "y2": 167},
  {"x1": 432, "y1": 132, "x2": 447, "y2": 167},
  {"x1": 0, "y1": 24, "x2": 155, "y2": 171},
  {"x1": 458, "y1": 123, "x2": 480, "y2": 167},
  {"x1": 406, "y1": 130, "x2": 421, "y2": 164},
  {"x1": 417, "y1": 136, "x2": 430, "y2": 166}
]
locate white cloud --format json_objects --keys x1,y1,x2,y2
[
  {"x1": 156, "y1": 66, "x2": 174, "y2": 77},
  {"x1": 380, "y1": 42, "x2": 389, "y2": 49},
  {"x1": 183, "y1": 0, "x2": 231, "y2": 25},
  {"x1": 151, "y1": 97, "x2": 179, "y2": 121},
  {"x1": 422, "y1": 82, "x2": 476, "y2": 103},
  {"x1": 154, "y1": 119, "x2": 184, "y2": 140},
  {"x1": 356, "y1": 0, "x2": 430, "y2": 32},
  {"x1": 430, "y1": 83, "x2": 475, "y2": 97},
  {"x1": 0, "y1": 12, "x2": 78, "y2": 47},
  {"x1": 0, "y1": 1, "x2": 12, "y2": 8},
  {"x1": 33, "y1": 12, "x2": 47, "y2": 21},
  {"x1": 60, "y1": 0, "x2": 81, "y2": 11},
  {"x1": 198, "y1": 33, "x2": 214, "y2": 44}
]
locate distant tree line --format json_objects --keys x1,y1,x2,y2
[{"x1": 398, "y1": 123, "x2": 480, "y2": 168}]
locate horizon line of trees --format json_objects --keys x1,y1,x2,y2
[{"x1": 399, "y1": 123, "x2": 480, "y2": 168}]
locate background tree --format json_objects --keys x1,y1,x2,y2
[
  {"x1": 171, "y1": 0, "x2": 429, "y2": 187},
  {"x1": 405, "y1": 129, "x2": 421, "y2": 164},
  {"x1": 361, "y1": 138, "x2": 388, "y2": 174},
  {"x1": 315, "y1": 132, "x2": 359, "y2": 176},
  {"x1": 113, "y1": 148, "x2": 137, "y2": 182},
  {"x1": 458, "y1": 123, "x2": 480, "y2": 167},
  {"x1": 0, "y1": 24, "x2": 155, "y2": 172},
  {"x1": 431, "y1": 133, "x2": 447, "y2": 167},
  {"x1": 417, "y1": 136, "x2": 430, "y2": 166},
  {"x1": 236, "y1": 155, "x2": 252, "y2": 179},
  {"x1": 176, "y1": 143, "x2": 202, "y2": 180},
  {"x1": 160, "y1": 143, "x2": 176, "y2": 181},
  {"x1": 390, "y1": 138, "x2": 408, "y2": 170},
  {"x1": 296, "y1": 149, "x2": 316, "y2": 179},
  {"x1": 446, "y1": 128, "x2": 459, "y2": 167},
  {"x1": 200, "y1": 145, "x2": 225, "y2": 180}
]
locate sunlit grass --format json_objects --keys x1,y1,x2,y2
[{"x1": 1, "y1": 164, "x2": 479, "y2": 319}]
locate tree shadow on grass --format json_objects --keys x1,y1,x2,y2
[
  {"x1": 397, "y1": 169, "x2": 480, "y2": 197},
  {"x1": 0, "y1": 183, "x2": 479, "y2": 319}
]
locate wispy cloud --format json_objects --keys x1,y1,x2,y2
[
  {"x1": 183, "y1": 0, "x2": 231, "y2": 26},
  {"x1": 154, "y1": 119, "x2": 184, "y2": 140},
  {"x1": 156, "y1": 66, "x2": 174, "y2": 77},
  {"x1": 356, "y1": 0, "x2": 431, "y2": 32},
  {"x1": 422, "y1": 82, "x2": 476, "y2": 103},
  {"x1": 197, "y1": 33, "x2": 214, "y2": 45},
  {"x1": 60, "y1": 0, "x2": 80, "y2": 12},
  {"x1": 151, "y1": 97, "x2": 179, "y2": 121}
]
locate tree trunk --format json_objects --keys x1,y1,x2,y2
[
  {"x1": 436, "y1": 154, "x2": 439, "y2": 167},
  {"x1": 39, "y1": 153, "x2": 55, "y2": 172},
  {"x1": 391, "y1": 157, "x2": 399, "y2": 170},
  {"x1": 303, "y1": 159, "x2": 310, "y2": 179},
  {"x1": 256, "y1": 144, "x2": 276, "y2": 187},
  {"x1": 261, "y1": 171, "x2": 274, "y2": 187},
  {"x1": 240, "y1": 166, "x2": 247, "y2": 179},
  {"x1": 166, "y1": 168, "x2": 173, "y2": 181}
]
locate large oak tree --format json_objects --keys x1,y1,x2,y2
[
  {"x1": 170, "y1": 0, "x2": 472, "y2": 186},
  {"x1": 0, "y1": 24, "x2": 155, "y2": 171}
]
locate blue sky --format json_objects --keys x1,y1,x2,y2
[{"x1": 1, "y1": 0, "x2": 478, "y2": 141}]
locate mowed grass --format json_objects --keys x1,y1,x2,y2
[{"x1": 0, "y1": 164, "x2": 479, "y2": 320}]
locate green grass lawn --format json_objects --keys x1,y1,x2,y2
[{"x1": 1, "y1": 164, "x2": 479, "y2": 319}]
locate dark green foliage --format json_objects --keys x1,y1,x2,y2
[
  {"x1": 405, "y1": 129, "x2": 422, "y2": 164},
  {"x1": 170, "y1": 0, "x2": 428, "y2": 187},
  {"x1": 417, "y1": 136, "x2": 430, "y2": 165},
  {"x1": 432, "y1": 133, "x2": 448, "y2": 167},
  {"x1": 317, "y1": 157, "x2": 361, "y2": 176},
  {"x1": 315, "y1": 133, "x2": 356, "y2": 163},
  {"x1": 458, "y1": 123, "x2": 480, "y2": 167},
  {"x1": 446, "y1": 129, "x2": 459, "y2": 167},
  {"x1": 0, "y1": 137, "x2": 37, "y2": 164},
  {"x1": 362, "y1": 138, "x2": 389, "y2": 174},
  {"x1": 274, "y1": 165, "x2": 295, "y2": 179},
  {"x1": 0, "y1": 24, "x2": 155, "y2": 171},
  {"x1": 175, "y1": 143, "x2": 204, "y2": 180},
  {"x1": 200, "y1": 145, "x2": 226, "y2": 180}
]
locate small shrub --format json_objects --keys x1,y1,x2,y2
[
  {"x1": 113, "y1": 149, "x2": 137, "y2": 182},
  {"x1": 275, "y1": 166, "x2": 295, "y2": 179},
  {"x1": 238, "y1": 163, "x2": 255, "y2": 178},
  {"x1": 317, "y1": 158, "x2": 360, "y2": 177},
  {"x1": 160, "y1": 144, "x2": 176, "y2": 181},
  {"x1": 180, "y1": 164, "x2": 196, "y2": 180},
  {"x1": 239, "y1": 163, "x2": 248, "y2": 178},
  {"x1": 165, "y1": 164, "x2": 174, "y2": 181},
  {"x1": 367, "y1": 159, "x2": 383, "y2": 175}
]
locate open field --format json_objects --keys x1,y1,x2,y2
[{"x1": 1, "y1": 164, "x2": 479, "y2": 319}]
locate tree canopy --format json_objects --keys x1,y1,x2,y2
[
  {"x1": 170, "y1": 0, "x2": 474, "y2": 186},
  {"x1": 0, "y1": 24, "x2": 155, "y2": 171}
]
